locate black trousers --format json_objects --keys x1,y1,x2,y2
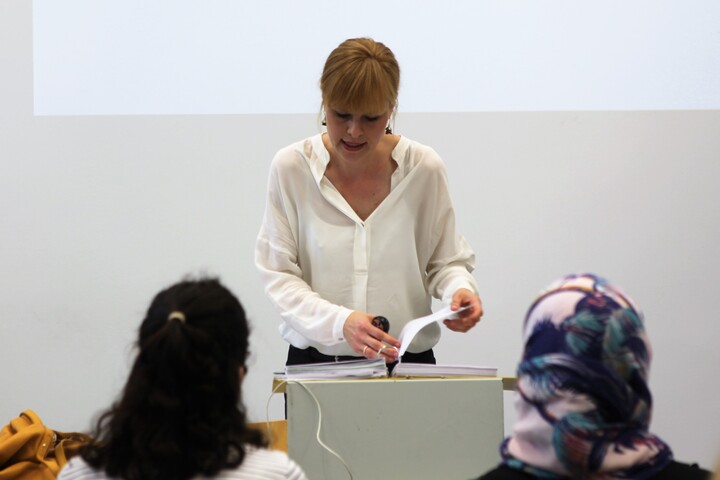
[{"x1": 286, "y1": 344, "x2": 436, "y2": 375}]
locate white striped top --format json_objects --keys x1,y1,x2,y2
[{"x1": 57, "y1": 446, "x2": 307, "y2": 480}]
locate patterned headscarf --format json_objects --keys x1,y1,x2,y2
[{"x1": 500, "y1": 274, "x2": 673, "y2": 479}]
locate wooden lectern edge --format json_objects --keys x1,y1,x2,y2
[
  {"x1": 271, "y1": 375, "x2": 517, "y2": 394},
  {"x1": 248, "y1": 420, "x2": 288, "y2": 453}
]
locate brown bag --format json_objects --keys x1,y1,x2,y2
[{"x1": 0, "y1": 410, "x2": 91, "y2": 479}]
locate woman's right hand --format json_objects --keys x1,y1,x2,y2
[{"x1": 343, "y1": 312, "x2": 401, "y2": 362}]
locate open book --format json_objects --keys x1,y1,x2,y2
[
  {"x1": 276, "y1": 358, "x2": 388, "y2": 381},
  {"x1": 391, "y1": 363, "x2": 497, "y2": 378}
]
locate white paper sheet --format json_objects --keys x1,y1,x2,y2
[{"x1": 397, "y1": 305, "x2": 470, "y2": 357}]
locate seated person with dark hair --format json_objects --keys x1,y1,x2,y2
[
  {"x1": 58, "y1": 277, "x2": 307, "y2": 480},
  {"x1": 478, "y1": 273, "x2": 712, "y2": 480}
]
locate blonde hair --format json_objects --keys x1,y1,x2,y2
[{"x1": 320, "y1": 37, "x2": 400, "y2": 114}]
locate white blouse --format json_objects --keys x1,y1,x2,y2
[{"x1": 255, "y1": 134, "x2": 478, "y2": 356}]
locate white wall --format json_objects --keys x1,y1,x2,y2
[{"x1": 2, "y1": 0, "x2": 720, "y2": 470}]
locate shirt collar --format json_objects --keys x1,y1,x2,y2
[{"x1": 304, "y1": 133, "x2": 409, "y2": 186}]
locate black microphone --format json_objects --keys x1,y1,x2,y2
[{"x1": 371, "y1": 316, "x2": 390, "y2": 333}]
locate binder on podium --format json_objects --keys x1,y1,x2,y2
[{"x1": 285, "y1": 377, "x2": 505, "y2": 480}]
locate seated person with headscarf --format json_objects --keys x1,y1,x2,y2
[{"x1": 478, "y1": 273, "x2": 712, "y2": 480}]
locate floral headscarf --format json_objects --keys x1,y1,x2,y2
[{"x1": 500, "y1": 274, "x2": 673, "y2": 479}]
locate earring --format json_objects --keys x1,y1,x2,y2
[
  {"x1": 322, "y1": 118, "x2": 327, "y2": 126},
  {"x1": 385, "y1": 126, "x2": 392, "y2": 135}
]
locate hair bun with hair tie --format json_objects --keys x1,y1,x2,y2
[{"x1": 167, "y1": 311, "x2": 186, "y2": 323}]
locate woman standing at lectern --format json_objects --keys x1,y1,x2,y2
[{"x1": 255, "y1": 37, "x2": 483, "y2": 370}]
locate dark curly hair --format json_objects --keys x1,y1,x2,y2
[{"x1": 81, "y1": 277, "x2": 266, "y2": 479}]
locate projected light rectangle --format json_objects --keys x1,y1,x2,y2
[{"x1": 33, "y1": 0, "x2": 720, "y2": 115}]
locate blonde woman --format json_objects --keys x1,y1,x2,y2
[{"x1": 256, "y1": 38, "x2": 483, "y2": 373}]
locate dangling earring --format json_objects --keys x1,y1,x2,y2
[
  {"x1": 385, "y1": 113, "x2": 395, "y2": 135},
  {"x1": 322, "y1": 118, "x2": 327, "y2": 126}
]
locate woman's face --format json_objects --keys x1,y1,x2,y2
[{"x1": 324, "y1": 105, "x2": 392, "y2": 163}]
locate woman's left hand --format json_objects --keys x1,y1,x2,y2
[{"x1": 443, "y1": 288, "x2": 483, "y2": 333}]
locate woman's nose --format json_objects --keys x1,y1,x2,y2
[{"x1": 347, "y1": 118, "x2": 362, "y2": 137}]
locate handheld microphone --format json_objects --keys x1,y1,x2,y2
[{"x1": 371, "y1": 316, "x2": 390, "y2": 333}]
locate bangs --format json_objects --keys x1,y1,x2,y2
[{"x1": 324, "y1": 62, "x2": 395, "y2": 114}]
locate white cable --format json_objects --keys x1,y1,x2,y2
[
  {"x1": 263, "y1": 378, "x2": 288, "y2": 445},
  {"x1": 290, "y1": 381, "x2": 354, "y2": 480}
]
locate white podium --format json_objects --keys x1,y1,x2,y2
[{"x1": 286, "y1": 377, "x2": 504, "y2": 480}]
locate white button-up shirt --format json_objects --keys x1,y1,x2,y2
[{"x1": 255, "y1": 134, "x2": 478, "y2": 356}]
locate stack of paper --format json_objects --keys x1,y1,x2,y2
[
  {"x1": 276, "y1": 305, "x2": 489, "y2": 381},
  {"x1": 391, "y1": 363, "x2": 497, "y2": 378},
  {"x1": 279, "y1": 358, "x2": 389, "y2": 380}
]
